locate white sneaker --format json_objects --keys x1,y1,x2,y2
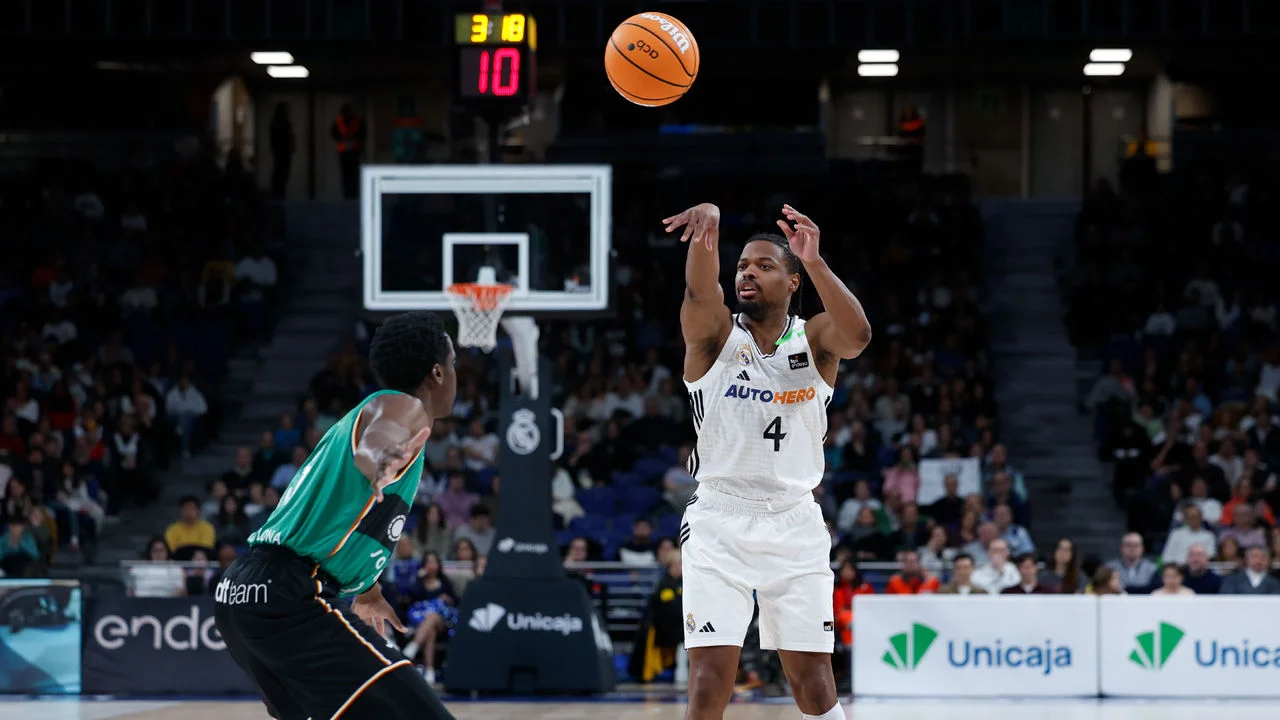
[{"x1": 424, "y1": 667, "x2": 437, "y2": 685}]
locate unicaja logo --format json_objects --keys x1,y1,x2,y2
[
  {"x1": 882, "y1": 623, "x2": 938, "y2": 671},
  {"x1": 469, "y1": 603, "x2": 506, "y2": 632},
  {"x1": 1129, "y1": 621, "x2": 1185, "y2": 670}
]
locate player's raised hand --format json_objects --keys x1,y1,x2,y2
[
  {"x1": 372, "y1": 425, "x2": 431, "y2": 502},
  {"x1": 777, "y1": 204, "x2": 821, "y2": 263},
  {"x1": 663, "y1": 203, "x2": 720, "y2": 250}
]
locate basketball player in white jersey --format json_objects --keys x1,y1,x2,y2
[{"x1": 664, "y1": 202, "x2": 871, "y2": 720}]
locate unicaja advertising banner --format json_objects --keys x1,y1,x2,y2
[
  {"x1": 82, "y1": 595, "x2": 253, "y2": 695},
  {"x1": 853, "y1": 596, "x2": 1098, "y2": 697},
  {"x1": 1099, "y1": 596, "x2": 1280, "y2": 697}
]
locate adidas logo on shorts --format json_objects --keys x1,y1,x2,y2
[{"x1": 698, "y1": 622, "x2": 716, "y2": 633}]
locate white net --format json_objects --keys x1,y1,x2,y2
[{"x1": 446, "y1": 283, "x2": 514, "y2": 352}]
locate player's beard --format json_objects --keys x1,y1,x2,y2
[{"x1": 736, "y1": 297, "x2": 776, "y2": 321}]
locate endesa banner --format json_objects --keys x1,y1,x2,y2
[
  {"x1": 1100, "y1": 596, "x2": 1280, "y2": 698},
  {"x1": 853, "y1": 596, "x2": 1099, "y2": 697},
  {"x1": 82, "y1": 596, "x2": 253, "y2": 695}
]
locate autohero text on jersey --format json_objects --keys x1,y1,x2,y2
[{"x1": 723, "y1": 384, "x2": 818, "y2": 405}]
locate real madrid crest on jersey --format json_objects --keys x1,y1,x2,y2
[
  {"x1": 737, "y1": 343, "x2": 753, "y2": 367},
  {"x1": 506, "y1": 408, "x2": 541, "y2": 455}
]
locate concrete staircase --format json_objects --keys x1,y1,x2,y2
[
  {"x1": 981, "y1": 199, "x2": 1123, "y2": 560},
  {"x1": 90, "y1": 201, "x2": 363, "y2": 570}
]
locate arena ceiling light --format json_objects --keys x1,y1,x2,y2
[
  {"x1": 1083, "y1": 62, "x2": 1126, "y2": 77},
  {"x1": 1089, "y1": 48, "x2": 1133, "y2": 63},
  {"x1": 266, "y1": 65, "x2": 310, "y2": 79},
  {"x1": 251, "y1": 51, "x2": 294, "y2": 65},
  {"x1": 857, "y1": 49, "x2": 900, "y2": 64},
  {"x1": 857, "y1": 63, "x2": 899, "y2": 78}
]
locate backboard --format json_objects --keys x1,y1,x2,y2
[{"x1": 361, "y1": 164, "x2": 612, "y2": 315}]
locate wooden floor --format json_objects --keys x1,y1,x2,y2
[{"x1": 2, "y1": 698, "x2": 1278, "y2": 720}]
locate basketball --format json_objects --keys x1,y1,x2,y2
[{"x1": 604, "y1": 12, "x2": 700, "y2": 107}]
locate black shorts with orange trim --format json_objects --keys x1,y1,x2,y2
[{"x1": 214, "y1": 544, "x2": 454, "y2": 720}]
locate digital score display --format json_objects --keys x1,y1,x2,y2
[
  {"x1": 454, "y1": 13, "x2": 536, "y2": 107},
  {"x1": 455, "y1": 13, "x2": 537, "y2": 50},
  {"x1": 457, "y1": 46, "x2": 531, "y2": 100}
]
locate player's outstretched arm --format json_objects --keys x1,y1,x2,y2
[
  {"x1": 665, "y1": 203, "x2": 731, "y2": 372},
  {"x1": 352, "y1": 392, "x2": 433, "y2": 501},
  {"x1": 776, "y1": 204, "x2": 872, "y2": 361}
]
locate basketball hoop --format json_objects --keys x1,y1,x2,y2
[{"x1": 446, "y1": 282, "x2": 515, "y2": 352}]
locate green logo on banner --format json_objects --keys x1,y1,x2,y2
[
  {"x1": 1129, "y1": 622, "x2": 1185, "y2": 670},
  {"x1": 882, "y1": 623, "x2": 938, "y2": 671}
]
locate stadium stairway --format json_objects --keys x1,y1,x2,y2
[
  {"x1": 86, "y1": 201, "x2": 363, "y2": 572},
  {"x1": 980, "y1": 198, "x2": 1123, "y2": 561}
]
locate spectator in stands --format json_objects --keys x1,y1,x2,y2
[
  {"x1": 270, "y1": 446, "x2": 308, "y2": 491},
  {"x1": 992, "y1": 503, "x2": 1034, "y2": 556},
  {"x1": 0, "y1": 516, "x2": 41, "y2": 577},
  {"x1": 164, "y1": 495, "x2": 215, "y2": 559},
  {"x1": 926, "y1": 473, "x2": 964, "y2": 526},
  {"x1": 937, "y1": 553, "x2": 987, "y2": 594},
  {"x1": 963, "y1": 522, "x2": 998, "y2": 566},
  {"x1": 971, "y1": 538, "x2": 1018, "y2": 594},
  {"x1": 1163, "y1": 503, "x2": 1218, "y2": 564},
  {"x1": 986, "y1": 471, "x2": 1028, "y2": 527},
  {"x1": 129, "y1": 537, "x2": 186, "y2": 597},
  {"x1": 1219, "y1": 503, "x2": 1268, "y2": 550},
  {"x1": 885, "y1": 549, "x2": 940, "y2": 594},
  {"x1": 202, "y1": 479, "x2": 229, "y2": 521},
  {"x1": 452, "y1": 505, "x2": 495, "y2": 557},
  {"x1": 252, "y1": 431, "x2": 283, "y2": 479},
  {"x1": 619, "y1": 517, "x2": 659, "y2": 566},
  {"x1": 881, "y1": 446, "x2": 920, "y2": 512},
  {"x1": 273, "y1": 414, "x2": 301, "y2": 454},
  {"x1": 1217, "y1": 535, "x2": 1244, "y2": 569},
  {"x1": 948, "y1": 507, "x2": 980, "y2": 550},
  {"x1": 1086, "y1": 359, "x2": 1135, "y2": 412},
  {"x1": 1040, "y1": 537, "x2": 1082, "y2": 593},
  {"x1": 1182, "y1": 544, "x2": 1222, "y2": 594},
  {"x1": 215, "y1": 494, "x2": 252, "y2": 547},
  {"x1": 628, "y1": 549, "x2": 685, "y2": 683},
  {"x1": 888, "y1": 502, "x2": 929, "y2": 551},
  {"x1": 1175, "y1": 476, "x2": 1224, "y2": 526},
  {"x1": 382, "y1": 537, "x2": 423, "y2": 617},
  {"x1": 918, "y1": 525, "x2": 953, "y2": 571},
  {"x1": 164, "y1": 374, "x2": 207, "y2": 459},
  {"x1": 662, "y1": 446, "x2": 697, "y2": 511},
  {"x1": 415, "y1": 503, "x2": 452, "y2": 559},
  {"x1": 563, "y1": 536, "x2": 590, "y2": 567},
  {"x1": 1002, "y1": 553, "x2": 1054, "y2": 594},
  {"x1": 249, "y1": 485, "x2": 279, "y2": 532},
  {"x1": 841, "y1": 506, "x2": 893, "y2": 561},
  {"x1": 459, "y1": 419, "x2": 499, "y2": 471},
  {"x1": 220, "y1": 447, "x2": 256, "y2": 493},
  {"x1": 1151, "y1": 564, "x2": 1195, "y2": 596},
  {"x1": 400, "y1": 551, "x2": 458, "y2": 685},
  {"x1": 836, "y1": 479, "x2": 882, "y2": 533},
  {"x1": 1089, "y1": 566, "x2": 1125, "y2": 595},
  {"x1": 450, "y1": 537, "x2": 477, "y2": 563},
  {"x1": 1221, "y1": 546, "x2": 1280, "y2": 594},
  {"x1": 832, "y1": 560, "x2": 873, "y2": 646},
  {"x1": 437, "y1": 472, "x2": 477, "y2": 529},
  {"x1": 1106, "y1": 533, "x2": 1158, "y2": 593}
]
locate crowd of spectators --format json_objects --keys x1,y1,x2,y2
[
  {"x1": 0, "y1": 140, "x2": 283, "y2": 576},
  {"x1": 1069, "y1": 163, "x2": 1280, "y2": 598}
]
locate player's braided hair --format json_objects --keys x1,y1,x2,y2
[
  {"x1": 746, "y1": 232, "x2": 804, "y2": 315},
  {"x1": 369, "y1": 311, "x2": 451, "y2": 394}
]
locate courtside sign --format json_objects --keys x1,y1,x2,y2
[
  {"x1": 1099, "y1": 596, "x2": 1280, "y2": 697},
  {"x1": 853, "y1": 596, "x2": 1098, "y2": 697}
]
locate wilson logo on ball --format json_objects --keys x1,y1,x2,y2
[{"x1": 638, "y1": 13, "x2": 692, "y2": 54}]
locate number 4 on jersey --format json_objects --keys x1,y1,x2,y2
[{"x1": 763, "y1": 416, "x2": 786, "y2": 451}]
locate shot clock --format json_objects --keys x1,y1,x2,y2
[{"x1": 455, "y1": 13, "x2": 536, "y2": 106}]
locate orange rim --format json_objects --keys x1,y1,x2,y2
[{"x1": 446, "y1": 283, "x2": 514, "y2": 312}]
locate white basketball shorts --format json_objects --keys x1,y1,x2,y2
[{"x1": 679, "y1": 487, "x2": 835, "y2": 653}]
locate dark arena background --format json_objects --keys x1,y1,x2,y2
[{"x1": 1, "y1": 0, "x2": 1279, "y2": 718}]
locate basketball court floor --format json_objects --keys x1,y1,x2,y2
[{"x1": 1, "y1": 697, "x2": 1273, "y2": 720}]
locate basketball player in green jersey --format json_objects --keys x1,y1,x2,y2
[{"x1": 215, "y1": 311, "x2": 457, "y2": 720}]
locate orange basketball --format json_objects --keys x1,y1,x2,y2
[{"x1": 604, "y1": 12, "x2": 700, "y2": 107}]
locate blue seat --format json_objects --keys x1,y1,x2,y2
[
  {"x1": 632, "y1": 457, "x2": 670, "y2": 482},
  {"x1": 555, "y1": 530, "x2": 577, "y2": 548},
  {"x1": 474, "y1": 466, "x2": 499, "y2": 494},
  {"x1": 568, "y1": 515, "x2": 610, "y2": 541},
  {"x1": 612, "y1": 513, "x2": 637, "y2": 532},
  {"x1": 617, "y1": 487, "x2": 662, "y2": 516},
  {"x1": 655, "y1": 514, "x2": 682, "y2": 540},
  {"x1": 657, "y1": 446, "x2": 680, "y2": 466},
  {"x1": 577, "y1": 487, "x2": 617, "y2": 517},
  {"x1": 875, "y1": 446, "x2": 898, "y2": 471},
  {"x1": 611, "y1": 472, "x2": 645, "y2": 489}
]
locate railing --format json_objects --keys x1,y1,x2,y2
[{"x1": 6, "y1": 0, "x2": 1278, "y2": 46}]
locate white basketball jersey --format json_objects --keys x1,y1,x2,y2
[{"x1": 684, "y1": 314, "x2": 833, "y2": 505}]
